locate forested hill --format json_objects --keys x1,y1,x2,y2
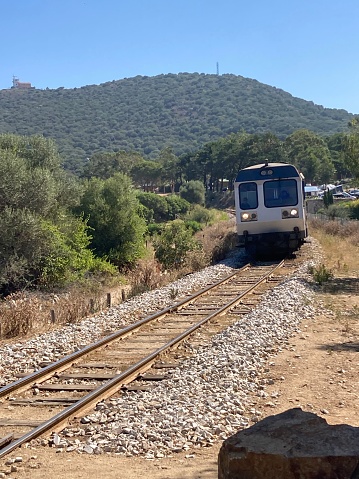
[{"x1": 0, "y1": 72, "x2": 353, "y2": 172}]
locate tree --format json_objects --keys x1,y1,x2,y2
[
  {"x1": 76, "y1": 173, "x2": 147, "y2": 268},
  {"x1": 0, "y1": 133, "x2": 62, "y2": 172},
  {"x1": 344, "y1": 116, "x2": 359, "y2": 179},
  {"x1": 165, "y1": 195, "x2": 191, "y2": 220},
  {"x1": 284, "y1": 130, "x2": 334, "y2": 184},
  {"x1": 325, "y1": 133, "x2": 351, "y2": 180},
  {"x1": 137, "y1": 192, "x2": 169, "y2": 223},
  {"x1": 179, "y1": 180, "x2": 206, "y2": 205},
  {"x1": 130, "y1": 159, "x2": 162, "y2": 191},
  {"x1": 82, "y1": 150, "x2": 143, "y2": 179},
  {"x1": 0, "y1": 134, "x2": 111, "y2": 294},
  {"x1": 157, "y1": 147, "x2": 179, "y2": 192},
  {"x1": 323, "y1": 189, "x2": 334, "y2": 208}
]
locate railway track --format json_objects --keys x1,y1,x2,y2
[{"x1": 0, "y1": 260, "x2": 293, "y2": 459}]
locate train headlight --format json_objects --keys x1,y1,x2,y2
[
  {"x1": 241, "y1": 212, "x2": 258, "y2": 222},
  {"x1": 282, "y1": 209, "x2": 299, "y2": 219}
]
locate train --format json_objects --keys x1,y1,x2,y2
[{"x1": 234, "y1": 161, "x2": 308, "y2": 257}]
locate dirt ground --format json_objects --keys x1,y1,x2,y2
[{"x1": 2, "y1": 253, "x2": 359, "y2": 478}]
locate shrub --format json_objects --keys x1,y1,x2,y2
[
  {"x1": 179, "y1": 180, "x2": 205, "y2": 205},
  {"x1": 347, "y1": 199, "x2": 359, "y2": 220},
  {"x1": 308, "y1": 263, "x2": 333, "y2": 284},
  {"x1": 165, "y1": 195, "x2": 191, "y2": 220},
  {"x1": 324, "y1": 203, "x2": 350, "y2": 220},
  {"x1": 186, "y1": 204, "x2": 212, "y2": 224},
  {"x1": 147, "y1": 223, "x2": 164, "y2": 236},
  {"x1": 153, "y1": 220, "x2": 201, "y2": 270},
  {"x1": 184, "y1": 220, "x2": 203, "y2": 234}
]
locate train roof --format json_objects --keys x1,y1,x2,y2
[{"x1": 235, "y1": 162, "x2": 302, "y2": 182}]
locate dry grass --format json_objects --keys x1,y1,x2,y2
[
  {"x1": 0, "y1": 286, "x2": 126, "y2": 339},
  {"x1": 309, "y1": 217, "x2": 359, "y2": 275}
]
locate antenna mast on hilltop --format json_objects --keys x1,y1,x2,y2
[{"x1": 216, "y1": 62, "x2": 219, "y2": 75}]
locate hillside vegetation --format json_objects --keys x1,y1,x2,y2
[{"x1": 0, "y1": 73, "x2": 352, "y2": 172}]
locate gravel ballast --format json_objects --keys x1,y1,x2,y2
[{"x1": 0, "y1": 242, "x2": 324, "y2": 459}]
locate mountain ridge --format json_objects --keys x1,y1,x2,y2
[{"x1": 0, "y1": 72, "x2": 352, "y2": 172}]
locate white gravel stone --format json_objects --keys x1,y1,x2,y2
[{"x1": 0, "y1": 239, "x2": 327, "y2": 458}]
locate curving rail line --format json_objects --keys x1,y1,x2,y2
[{"x1": 0, "y1": 260, "x2": 285, "y2": 459}]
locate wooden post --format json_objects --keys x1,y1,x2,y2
[
  {"x1": 122, "y1": 290, "x2": 126, "y2": 302},
  {"x1": 50, "y1": 309, "x2": 56, "y2": 324},
  {"x1": 106, "y1": 293, "x2": 111, "y2": 308},
  {"x1": 90, "y1": 299, "x2": 95, "y2": 313}
]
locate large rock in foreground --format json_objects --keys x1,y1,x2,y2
[{"x1": 218, "y1": 408, "x2": 359, "y2": 479}]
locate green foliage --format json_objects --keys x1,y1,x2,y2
[
  {"x1": 131, "y1": 159, "x2": 162, "y2": 190},
  {"x1": 82, "y1": 150, "x2": 143, "y2": 179},
  {"x1": 308, "y1": 263, "x2": 333, "y2": 285},
  {"x1": 165, "y1": 195, "x2": 191, "y2": 220},
  {"x1": 137, "y1": 192, "x2": 169, "y2": 222},
  {"x1": 323, "y1": 189, "x2": 334, "y2": 208},
  {"x1": 147, "y1": 223, "x2": 164, "y2": 236},
  {"x1": 0, "y1": 134, "x2": 115, "y2": 294},
  {"x1": 76, "y1": 173, "x2": 147, "y2": 268},
  {"x1": 346, "y1": 199, "x2": 359, "y2": 220},
  {"x1": 185, "y1": 204, "x2": 212, "y2": 224},
  {"x1": 0, "y1": 208, "x2": 108, "y2": 292},
  {"x1": 152, "y1": 220, "x2": 201, "y2": 269},
  {"x1": 180, "y1": 180, "x2": 206, "y2": 205},
  {"x1": 344, "y1": 116, "x2": 359, "y2": 179},
  {"x1": 0, "y1": 74, "x2": 352, "y2": 171},
  {"x1": 285, "y1": 129, "x2": 335, "y2": 184},
  {"x1": 323, "y1": 203, "x2": 350, "y2": 220},
  {"x1": 184, "y1": 220, "x2": 203, "y2": 233},
  {"x1": 38, "y1": 217, "x2": 111, "y2": 287}
]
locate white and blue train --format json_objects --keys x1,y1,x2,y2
[{"x1": 234, "y1": 161, "x2": 308, "y2": 257}]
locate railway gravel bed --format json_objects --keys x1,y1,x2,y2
[
  {"x1": 0, "y1": 239, "x2": 324, "y2": 462},
  {"x1": 0, "y1": 254, "x2": 246, "y2": 386}
]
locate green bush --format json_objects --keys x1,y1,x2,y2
[
  {"x1": 147, "y1": 223, "x2": 164, "y2": 236},
  {"x1": 184, "y1": 220, "x2": 203, "y2": 234},
  {"x1": 324, "y1": 203, "x2": 350, "y2": 220},
  {"x1": 186, "y1": 204, "x2": 212, "y2": 224},
  {"x1": 347, "y1": 199, "x2": 359, "y2": 220},
  {"x1": 153, "y1": 220, "x2": 201, "y2": 270},
  {"x1": 179, "y1": 180, "x2": 205, "y2": 205},
  {"x1": 137, "y1": 192, "x2": 168, "y2": 222},
  {"x1": 165, "y1": 195, "x2": 191, "y2": 220}
]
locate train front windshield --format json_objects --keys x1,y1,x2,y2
[
  {"x1": 264, "y1": 179, "x2": 298, "y2": 207},
  {"x1": 239, "y1": 182, "x2": 258, "y2": 209}
]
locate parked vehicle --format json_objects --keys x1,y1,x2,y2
[
  {"x1": 348, "y1": 189, "x2": 359, "y2": 198},
  {"x1": 332, "y1": 192, "x2": 356, "y2": 199}
]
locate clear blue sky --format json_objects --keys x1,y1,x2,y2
[{"x1": 1, "y1": 0, "x2": 358, "y2": 113}]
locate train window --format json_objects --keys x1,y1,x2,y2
[
  {"x1": 264, "y1": 179, "x2": 298, "y2": 208},
  {"x1": 239, "y1": 182, "x2": 258, "y2": 209}
]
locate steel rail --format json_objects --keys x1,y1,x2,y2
[
  {"x1": 0, "y1": 260, "x2": 284, "y2": 459},
  {"x1": 0, "y1": 263, "x2": 251, "y2": 399}
]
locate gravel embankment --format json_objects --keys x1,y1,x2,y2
[
  {"x1": 1, "y1": 241, "x2": 324, "y2": 459},
  {"x1": 0, "y1": 253, "x2": 245, "y2": 386}
]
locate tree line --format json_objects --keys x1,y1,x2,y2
[
  {"x1": 1, "y1": 121, "x2": 358, "y2": 296},
  {"x1": 83, "y1": 125, "x2": 359, "y2": 189}
]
